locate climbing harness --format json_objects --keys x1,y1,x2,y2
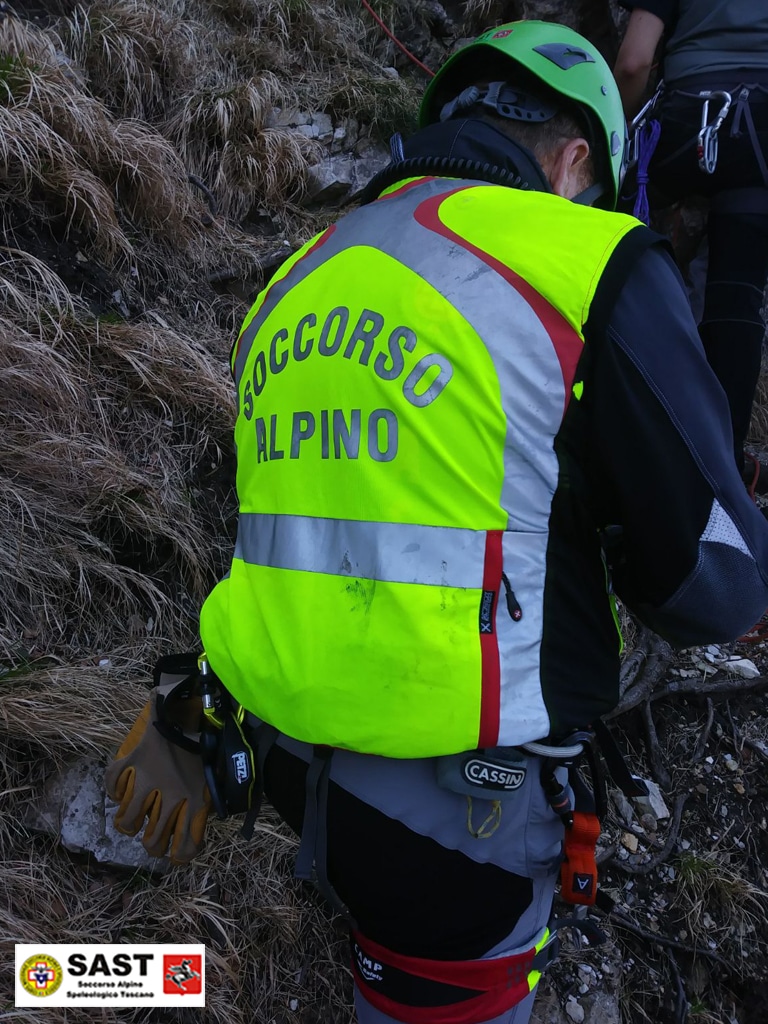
[
  {"x1": 537, "y1": 722, "x2": 647, "y2": 909},
  {"x1": 434, "y1": 721, "x2": 646, "y2": 911},
  {"x1": 150, "y1": 654, "x2": 648, "y2": 947},
  {"x1": 696, "y1": 90, "x2": 732, "y2": 173}
]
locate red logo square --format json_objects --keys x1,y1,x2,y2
[{"x1": 163, "y1": 955, "x2": 203, "y2": 995}]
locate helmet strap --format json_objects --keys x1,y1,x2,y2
[{"x1": 571, "y1": 182, "x2": 604, "y2": 207}]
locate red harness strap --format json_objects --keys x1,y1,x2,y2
[{"x1": 351, "y1": 930, "x2": 545, "y2": 1024}]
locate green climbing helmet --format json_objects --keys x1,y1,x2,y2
[{"x1": 419, "y1": 20, "x2": 628, "y2": 210}]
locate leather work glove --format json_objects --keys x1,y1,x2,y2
[{"x1": 104, "y1": 689, "x2": 212, "y2": 864}]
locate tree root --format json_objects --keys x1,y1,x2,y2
[
  {"x1": 610, "y1": 619, "x2": 768, "y2": 723},
  {"x1": 607, "y1": 627, "x2": 675, "y2": 719},
  {"x1": 651, "y1": 675, "x2": 768, "y2": 702},
  {"x1": 642, "y1": 699, "x2": 672, "y2": 789}
]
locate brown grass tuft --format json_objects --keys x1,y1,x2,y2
[
  {"x1": 63, "y1": 0, "x2": 205, "y2": 121},
  {"x1": 167, "y1": 73, "x2": 317, "y2": 220}
]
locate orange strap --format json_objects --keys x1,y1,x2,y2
[{"x1": 560, "y1": 810, "x2": 601, "y2": 905}]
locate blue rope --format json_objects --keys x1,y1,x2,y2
[{"x1": 632, "y1": 118, "x2": 662, "y2": 225}]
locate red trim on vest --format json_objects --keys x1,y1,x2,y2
[
  {"x1": 412, "y1": 188, "x2": 583, "y2": 410},
  {"x1": 479, "y1": 530, "x2": 503, "y2": 747},
  {"x1": 230, "y1": 224, "x2": 337, "y2": 369},
  {"x1": 351, "y1": 930, "x2": 535, "y2": 1024}
]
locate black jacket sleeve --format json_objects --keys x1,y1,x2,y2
[{"x1": 581, "y1": 242, "x2": 768, "y2": 646}]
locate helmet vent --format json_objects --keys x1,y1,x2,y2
[{"x1": 533, "y1": 43, "x2": 596, "y2": 70}]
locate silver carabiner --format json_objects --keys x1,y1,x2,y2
[
  {"x1": 697, "y1": 90, "x2": 732, "y2": 173},
  {"x1": 628, "y1": 79, "x2": 665, "y2": 168}
]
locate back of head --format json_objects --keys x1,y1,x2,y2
[{"x1": 419, "y1": 21, "x2": 628, "y2": 211}]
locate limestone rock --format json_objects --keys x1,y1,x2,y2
[
  {"x1": 632, "y1": 778, "x2": 670, "y2": 820},
  {"x1": 305, "y1": 138, "x2": 390, "y2": 203},
  {"x1": 25, "y1": 756, "x2": 169, "y2": 872},
  {"x1": 582, "y1": 990, "x2": 621, "y2": 1024},
  {"x1": 726, "y1": 658, "x2": 760, "y2": 679},
  {"x1": 565, "y1": 997, "x2": 585, "y2": 1023}
]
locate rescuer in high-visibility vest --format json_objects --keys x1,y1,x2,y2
[{"x1": 106, "y1": 20, "x2": 768, "y2": 1024}]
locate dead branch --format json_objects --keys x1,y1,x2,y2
[
  {"x1": 596, "y1": 842, "x2": 617, "y2": 865},
  {"x1": 188, "y1": 173, "x2": 218, "y2": 216},
  {"x1": 666, "y1": 951, "x2": 690, "y2": 1024},
  {"x1": 724, "y1": 700, "x2": 739, "y2": 748},
  {"x1": 618, "y1": 820, "x2": 667, "y2": 851},
  {"x1": 609, "y1": 907, "x2": 734, "y2": 970},
  {"x1": 714, "y1": 708, "x2": 768, "y2": 764},
  {"x1": 692, "y1": 698, "x2": 715, "y2": 762},
  {"x1": 618, "y1": 624, "x2": 654, "y2": 696},
  {"x1": 737, "y1": 734, "x2": 768, "y2": 763}
]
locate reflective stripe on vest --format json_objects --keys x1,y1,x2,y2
[
  {"x1": 201, "y1": 178, "x2": 642, "y2": 757},
  {"x1": 235, "y1": 512, "x2": 485, "y2": 589}
]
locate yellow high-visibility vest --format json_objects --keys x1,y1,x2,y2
[{"x1": 200, "y1": 177, "x2": 643, "y2": 757}]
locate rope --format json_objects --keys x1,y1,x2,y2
[
  {"x1": 745, "y1": 450, "x2": 760, "y2": 500},
  {"x1": 631, "y1": 118, "x2": 662, "y2": 225},
  {"x1": 359, "y1": 0, "x2": 435, "y2": 78}
]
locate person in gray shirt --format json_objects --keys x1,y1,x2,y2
[{"x1": 615, "y1": 0, "x2": 768, "y2": 484}]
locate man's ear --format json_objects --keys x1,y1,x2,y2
[{"x1": 547, "y1": 138, "x2": 592, "y2": 200}]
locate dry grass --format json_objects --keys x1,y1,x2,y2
[
  {"x1": 671, "y1": 850, "x2": 767, "y2": 965},
  {"x1": 0, "y1": 239, "x2": 236, "y2": 660},
  {"x1": 63, "y1": 0, "x2": 206, "y2": 121},
  {"x1": 0, "y1": 814, "x2": 355, "y2": 1024},
  {"x1": 168, "y1": 74, "x2": 316, "y2": 220}
]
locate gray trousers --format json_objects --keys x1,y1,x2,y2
[{"x1": 268, "y1": 735, "x2": 566, "y2": 1024}]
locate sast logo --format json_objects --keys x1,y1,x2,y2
[
  {"x1": 15, "y1": 943, "x2": 206, "y2": 1007},
  {"x1": 163, "y1": 955, "x2": 203, "y2": 995},
  {"x1": 19, "y1": 955, "x2": 63, "y2": 998},
  {"x1": 492, "y1": 29, "x2": 513, "y2": 38}
]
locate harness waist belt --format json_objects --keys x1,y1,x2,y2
[{"x1": 351, "y1": 928, "x2": 554, "y2": 1024}]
